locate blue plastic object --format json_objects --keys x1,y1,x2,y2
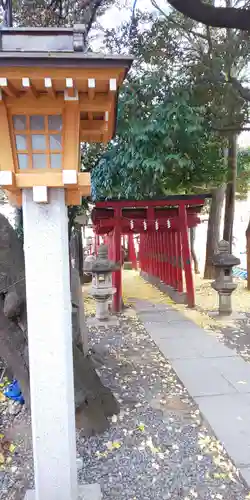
[
  {"x1": 232, "y1": 266, "x2": 247, "y2": 280},
  {"x1": 4, "y1": 379, "x2": 25, "y2": 404}
]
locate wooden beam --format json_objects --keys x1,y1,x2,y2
[
  {"x1": 0, "y1": 78, "x2": 19, "y2": 98},
  {"x1": 15, "y1": 171, "x2": 90, "y2": 188},
  {"x1": 88, "y1": 78, "x2": 96, "y2": 100},
  {"x1": 22, "y1": 77, "x2": 38, "y2": 98},
  {"x1": 0, "y1": 102, "x2": 15, "y2": 171},
  {"x1": 65, "y1": 184, "x2": 90, "y2": 205},
  {"x1": 5, "y1": 94, "x2": 64, "y2": 112},
  {"x1": 80, "y1": 120, "x2": 105, "y2": 131},
  {"x1": 96, "y1": 197, "x2": 207, "y2": 208},
  {"x1": 4, "y1": 189, "x2": 22, "y2": 207},
  {"x1": 0, "y1": 67, "x2": 126, "y2": 83},
  {"x1": 80, "y1": 132, "x2": 103, "y2": 143},
  {"x1": 63, "y1": 101, "x2": 80, "y2": 170},
  {"x1": 5, "y1": 93, "x2": 113, "y2": 113},
  {"x1": 65, "y1": 78, "x2": 75, "y2": 98},
  {"x1": 78, "y1": 172, "x2": 91, "y2": 190},
  {"x1": 79, "y1": 95, "x2": 113, "y2": 112},
  {"x1": 65, "y1": 190, "x2": 82, "y2": 206},
  {"x1": 44, "y1": 78, "x2": 56, "y2": 99}
]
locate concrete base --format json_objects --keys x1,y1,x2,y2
[
  {"x1": 140, "y1": 271, "x2": 187, "y2": 304},
  {"x1": 95, "y1": 298, "x2": 109, "y2": 321},
  {"x1": 208, "y1": 310, "x2": 245, "y2": 322},
  {"x1": 87, "y1": 316, "x2": 119, "y2": 327},
  {"x1": 25, "y1": 483, "x2": 102, "y2": 500}
]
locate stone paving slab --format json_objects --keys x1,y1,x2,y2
[
  {"x1": 143, "y1": 320, "x2": 201, "y2": 337},
  {"x1": 134, "y1": 299, "x2": 250, "y2": 488},
  {"x1": 138, "y1": 309, "x2": 183, "y2": 323},
  {"x1": 196, "y1": 394, "x2": 250, "y2": 468},
  {"x1": 210, "y1": 356, "x2": 250, "y2": 393},
  {"x1": 141, "y1": 320, "x2": 237, "y2": 359},
  {"x1": 144, "y1": 321, "x2": 202, "y2": 341},
  {"x1": 172, "y1": 357, "x2": 237, "y2": 396}
]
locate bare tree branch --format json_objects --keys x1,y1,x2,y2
[
  {"x1": 84, "y1": 0, "x2": 104, "y2": 38},
  {"x1": 165, "y1": 0, "x2": 250, "y2": 31},
  {"x1": 206, "y1": 26, "x2": 213, "y2": 58},
  {"x1": 229, "y1": 75, "x2": 250, "y2": 101}
]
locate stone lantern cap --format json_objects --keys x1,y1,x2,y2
[
  {"x1": 84, "y1": 244, "x2": 120, "y2": 274},
  {"x1": 212, "y1": 240, "x2": 240, "y2": 268}
]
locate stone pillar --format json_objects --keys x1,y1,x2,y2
[{"x1": 22, "y1": 188, "x2": 77, "y2": 500}]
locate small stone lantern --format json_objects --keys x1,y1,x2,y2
[
  {"x1": 212, "y1": 240, "x2": 240, "y2": 315},
  {"x1": 84, "y1": 243, "x2": 120, "y2": 320}
]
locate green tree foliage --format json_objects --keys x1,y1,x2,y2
[
  {"x1": 237, "y1": 148, "x2": 250, "y2": 200},
  {"x1": 90, "y1": 8, "x2": 250, "y2": 206},
  {"x1": 91, "y1": 80, "x2": 226, "y2": 199}
]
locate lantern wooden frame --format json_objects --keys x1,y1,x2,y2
[{"x1": 0, "y1": 31, "x2": 132, "y2": 206}]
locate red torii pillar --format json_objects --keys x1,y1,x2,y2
[
  {"x1": 179, "y1": 203, "x2": 195, "y2": 308},
  {"x1": 113, "y1": 208, "x2": 122, "y2": 312},
  {"x1": 94, "y1": 234, "x2": 100, "y2": 254},
  {"x1": 128, "y1": 233, "x2": 137, "y2": 270}
]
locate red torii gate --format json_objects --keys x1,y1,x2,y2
[{"x1": 92, "y1": 194, "x2": 208, "y2": 311}]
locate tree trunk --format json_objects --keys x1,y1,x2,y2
[
  {"x1": 0, "y1": 304, "x2": 30, "y2": 407},
  {"x1": 0, "y1": 213, "x2": 119, "y2": 436},
  {"x1": 204, "y1": 185, "x2": 225, "y2": 279},
  {"x1": 223, "y1": 135, "x2": 237, "y2": 252},
  {"x1": 70, "y1": 225, "x2": 84, "y2": 283},
  {"x1": 190, "y1": 226, "x2": 199, "y2": 274},
  {"x1": 78, "y1": 227, "x2": 84, "y2": 284}
]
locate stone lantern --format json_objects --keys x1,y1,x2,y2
[
  {"x1": 212, "y1": 240, "x2": 240, "y2": 315},
  {"x1": 84, "y1": 243, "x2": 119, "y2": 321}
]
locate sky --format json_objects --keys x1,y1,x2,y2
[{"x1": 101, "y1": 0, "x2": 167, "y2": 29}]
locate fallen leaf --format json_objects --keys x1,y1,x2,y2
[
  {"x1": 0, "y1": 392, "x2": 6, "y2": 402},
  {"x1": 137, "y1": 423, "x2": 145, "y2": 432},
  {"x1": 112, "y1": 441, "x2": 121, "y2": 449},
  {"x1": 9, "y1": 444, "x2": 16, "y2": 454}
]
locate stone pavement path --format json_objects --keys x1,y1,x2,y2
[{"x1": 131, "y1": 296, "x2": 250, "y2": 488}]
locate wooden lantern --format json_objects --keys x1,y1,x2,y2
[{"x1": 0, "y1": 27, "x2": 133, "y2": 206}]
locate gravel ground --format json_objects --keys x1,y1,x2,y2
[
  {"x1": 1, "y1": 308, "x2": 250, "y2": 499},
  {"x1": 78, "y1": 310, "x2": 250, "y2": 500}
]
